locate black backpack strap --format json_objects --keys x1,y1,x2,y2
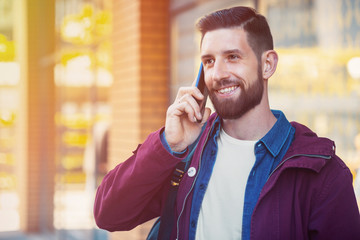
[
  {"x1": 157, "y1": 161, "x2": 186, "y2": 240},
  {"x1": 157, "y1": 123, "x2": 207, "y2": 240}
]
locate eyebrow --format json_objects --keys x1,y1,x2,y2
[
  {"x1": 201, "y1": 54, "x2": 212, "y2": 61},
  {"x1": 223, "y1": 49, "x2": 244, "y2": 56},
  {"x1": 201, "y1": 49, "x2": 244, "y2": 61}
]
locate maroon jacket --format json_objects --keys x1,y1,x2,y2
[
  {"x1": 94, "y1": 114, "x2": 360, "y2": 239},
  {"x1": 250, "y1": 122, "x2": 360, "y2": 239}
]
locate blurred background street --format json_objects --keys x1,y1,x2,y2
[{"x1": 0, "y1": 0, "x2": 360, "y2": 239}]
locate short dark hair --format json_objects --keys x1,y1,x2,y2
[{"x1": 196, "y1": 6, "x2": 273, "y2": 60}]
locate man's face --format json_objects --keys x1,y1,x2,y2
[{"x1": 200, "y1": 28, "x2": 264, "y2": 120}]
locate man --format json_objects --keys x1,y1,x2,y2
[{"x1": 94, "y1": 6, "x2": 360, "y2": 240}]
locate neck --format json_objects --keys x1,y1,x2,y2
[{"x1": 221, "y1": 99, "x2": 276, "y2": 141}]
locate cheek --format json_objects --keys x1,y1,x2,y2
[
  {"x1": 204, "y1": 71, "x2": 212, "y2": 88},
  {"x1": 234, "y1": 64, "x2": 258, "y2": 80}
]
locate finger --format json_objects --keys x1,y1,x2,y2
[
  {"x1": 179, "y1": 93, "x2": 204, "y2": 120},
  {"x1": 168, "y1": 96, "x2": 197, "y2": 123},
  {"x1": 176, "y1": 87, "x2": 203, "y2": 103},
  {"x1": 178, "y1": 101, "x2": 198, "y2": 123},
  {"x1": 200, "y1": 107, "x2": 212, "y2": 124},
  {"x1": 175, "y1": 87, "x2": 193, "y2": 100}
]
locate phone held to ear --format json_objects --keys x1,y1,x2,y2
[{"x1": 195, "y1": 63, "x2": 208, "y2": 122}]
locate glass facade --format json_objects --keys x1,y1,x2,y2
[
  {"x1": 0, "y1": 0, "x2": 20, "y2": 232},
  {"x1": 266, "y1": 0, "x2": 360, "y2": 175},
  {"x1": 54, "y1": 0, "x2": 112, "y2": 236}
]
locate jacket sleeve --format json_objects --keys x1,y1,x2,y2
[
  {"x1": 309, "y1": 156, "x2": 360, "y2": 240},
  {"x1": 93, "y1": 128, "x2": 186, "y2": 232}
]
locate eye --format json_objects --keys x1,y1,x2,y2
[
  {"x1": 203, "y1": 58, "x2": 214, "y2": 66},
  {"x1": 228, "y1": 54, "x2": 239, "y2": 61}
]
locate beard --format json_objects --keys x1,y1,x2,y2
[{"x1": 208, "y1": 65, "x2": 264, "y2": 120}]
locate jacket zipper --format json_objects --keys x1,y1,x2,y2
[
  {"x1": 176, "y1": 121, "x2": 215, "y2": 240},
  {"x1": 266, "y1": 153, "x2": 332, "y2": 182}
]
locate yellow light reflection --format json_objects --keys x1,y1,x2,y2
[
  {"x1": 60, "y1": 4, "x2": 112, "y2": 45},
  {"x1": 0, "y1": 34, "x2": 15, "y2": 61},
  {"x1": 55, "y1": 55, "x2": 94, "y2": 87}
]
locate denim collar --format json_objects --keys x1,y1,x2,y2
[
  {"x1": 259, "y1": 110, "x2": 293, "y2": 157},
  {"x1": 212, "y1": 110, "x2": 293, "y2": 158}
]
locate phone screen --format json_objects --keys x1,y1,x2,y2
[{"x1": 195, "y1": 63, "x2": 208, "y2": 120}]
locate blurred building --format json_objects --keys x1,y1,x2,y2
[{"x1": 0, "y1": 0, "x2": 359, "y2": 240}]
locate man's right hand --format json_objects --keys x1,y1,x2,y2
[{"x1": 164, "y1": 86, "x2": 211, "y2": 153}]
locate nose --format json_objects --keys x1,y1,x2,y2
[{"x1": 212, "y1": 61, "x2": 230, "y2": 81}]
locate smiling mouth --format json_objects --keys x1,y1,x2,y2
[{"x1": 217, "y1": 85, "x2": 239, "y2": 94}]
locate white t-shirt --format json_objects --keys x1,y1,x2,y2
[{"x1": 195, "y1": 129, "x2": 256, "y2": 240}]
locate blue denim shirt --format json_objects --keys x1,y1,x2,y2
[
  {"x1": 189, "y1": 110, "x2": 295, "y2": 240},
  {"x1": 162, "y1": 110, "x2": 295, "y2": 240}
]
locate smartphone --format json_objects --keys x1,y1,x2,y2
[{"x1": 195, "y1": 63, "x2": 208, "y2": 122}]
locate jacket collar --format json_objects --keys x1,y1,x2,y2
[
  {"x1": 281, "y1": 121, "x2": 335, "y2": 173},
  {"x1": 259, "y1": 110, "x2": 294, "y2": 157},
  {"x1": 287, "y1": 122, "x2": 335, "y2": 157}
]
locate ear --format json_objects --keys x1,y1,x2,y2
[{"x1": 262, "y1": 50, "x2": 278, "y2": 80}]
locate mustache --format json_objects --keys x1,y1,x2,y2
[{"x1": 213, "y1": 78, "x2": 245, "y2": 90}]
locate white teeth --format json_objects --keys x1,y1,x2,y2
[{"x1": 218, "y1": 86, "x2": 237, "y2": 94}]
